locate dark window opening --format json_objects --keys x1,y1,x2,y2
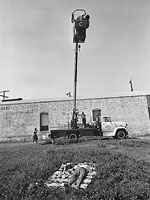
[
  {"x1": 92, "y1": 109, "x2": 101, "y2": 121},
  {"x1": 40, "y1": 113, "x2": 49, "y2": 131}
]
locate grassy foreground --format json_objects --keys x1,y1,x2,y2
[{"x1": 1, "y1": 138, "x2": 150, "y2": 200}]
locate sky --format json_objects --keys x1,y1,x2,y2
[{"x1": 0, "y1": 0, "x2": 150, "y2": 100}]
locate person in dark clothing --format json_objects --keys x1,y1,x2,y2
[
  {"x1": 68, "y1": 166, "x2": 87, "y2": 189},
  {"x1": 95, "y1": 115, "x2": 103, "y2": 137},
  {"x1": 33, "y1": 128, "x2": 38, "y2": 143},
  {"x1": 63, "y1": 163, "x2": 90, "y2": 189},
  {"x1": 80, "y1": 112, "x2": 87, "y2": 128},
  {"x1": 71, "y1": 114, "x2": 78, "y2": 129}
]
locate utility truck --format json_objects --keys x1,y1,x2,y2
[
  {"x1": 50, "y1": 111, "x2": 128, "y2": 140},
  {"x1": 49, "y1": 10, "x2": 128, "y2": 141}
]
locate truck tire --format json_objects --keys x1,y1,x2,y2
[
  {"x1": 69, "y1": 133, "x2": 78, "y2": 140},
  {"x1": 115, "y1": 130, "x2": 126, "y2": 139}
]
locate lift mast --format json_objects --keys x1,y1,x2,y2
[{"x1": 71, "y1": 9, "x2": 90, "y2": 128}]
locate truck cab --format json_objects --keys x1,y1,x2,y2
[{"x1": 91, "y1": 116, "x2": 128, "y2": 139}]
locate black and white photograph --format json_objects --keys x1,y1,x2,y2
[{"x1": 0, "y1": 0, "x2": 150, "y2": 199}]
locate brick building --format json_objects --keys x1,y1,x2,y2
[{"x1": 0, "y1": 92, "x2": 150, "y2": 141}]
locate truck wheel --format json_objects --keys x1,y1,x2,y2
[
  {"x1": 69, "y1": 133, "x2": 77, "y2": 140},
  {"x1": 116, "y1": 130, "x2": 126, "y2": 139}
]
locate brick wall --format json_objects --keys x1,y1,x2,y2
[{"x1": 0, "y1": 94, "x2": 150, "y2": 141}]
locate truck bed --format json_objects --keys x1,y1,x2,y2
[{"x1": 50, "y1": 127, "x2": 100, "y2": 139}]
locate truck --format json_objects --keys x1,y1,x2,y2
[
  {"x1": 49, "y1": 11, "x2": 128, "y2": 141},
  {"x1": 50, "y1": 115, "x2": 128, "y2": 140}
]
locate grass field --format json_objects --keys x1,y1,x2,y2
[{"x1": 1, "y1": 138, "x2": 150, "y2": 200}]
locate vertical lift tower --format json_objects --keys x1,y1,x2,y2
[
  {"x1": 71, "y1": 9, "x2": 90, "y2": 129},
  {"x1": 50, "y1": 10, "x2": 101, "y2": 139}
]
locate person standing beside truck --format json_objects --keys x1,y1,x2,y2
[
  {"x1": 33, "y1": 128, "x2": 38, "y2": 143},
  {"x1": 95, "y1": 114, "x2": 102, "y2": 137}
]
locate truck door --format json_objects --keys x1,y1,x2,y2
[{"x1": 101, "y1": 117, "x2": 114, "y2": 132}]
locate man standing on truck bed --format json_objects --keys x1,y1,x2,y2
[{"x1": 79, "y1": 112, "x2": 87, "y2": 128}]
